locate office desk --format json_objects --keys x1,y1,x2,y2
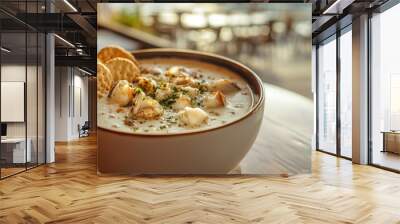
[
  {"x1": 382, "y1": 131, "x2": 400, "y2": 154},
  {"x1": 1, "y1": 138, "x2": 31, "y2": 164}
]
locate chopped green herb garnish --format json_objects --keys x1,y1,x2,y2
[
  {"x1": 135, "y1": 87, "x2": 144, "y2": 94},
  {"x1": 159, "y1": 93, "x2": 178, "y2": 108}
]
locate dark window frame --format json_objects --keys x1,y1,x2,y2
[{"x1": 315, "y1": 23, "x2": 353, "y2": 161}]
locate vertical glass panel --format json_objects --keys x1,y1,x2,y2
[
  {"x1": 27, "y1": 31, "x2": 38, "y2": 169},
  {"x1": 340, "y1": 28, "x2": 352, "y2": 158},
  {"x1": 38, "y1": 33, "x2": 46, "y2": 165},
  {"x1": 371, "y1": 4, "x2": 400, "y2": 171},
  {"x1": 26, "y1": 0, "x2": 38, "y2": 169},
  {"x1": 318, "y1": 36, "x2": 337, "y2": 154}
]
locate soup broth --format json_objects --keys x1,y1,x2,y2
[{"x1": 98, "y1": 57, "x2": 253, "y2": 134}]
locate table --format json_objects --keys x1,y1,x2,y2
[
  {"x1": 1, "y1": 138, "x2": 31, "y2": 165},
  {"x1": 381, "y1": 131, "x2": 400, "y2": 154},
  {"x1": 237, "y1": 83, "x2": 313, "y2": 175}
]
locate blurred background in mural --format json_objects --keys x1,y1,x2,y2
[{"x1": 98, "y1": 3, "x2": 311, "y2": 98}]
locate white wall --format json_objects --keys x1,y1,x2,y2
[
  {"x1": 54, "y1": 67, "x2": 89, "y2": 141},
  {"x1": 1, "y1": 63, "x2": 46, "y2": 164},
  {"x1": 1, "y1": 65, "x2": 26, "y2": 139},
  {"x1": 55, "y1": 67, "x2": 70, "y2": 141},
  {"x1": 1, "y1": 65, "x2": 36, "y2": 137},
  {"x1": 73, "y1": 74, "x2": 89, "y2": 137}
]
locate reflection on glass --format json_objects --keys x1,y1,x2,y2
[
  {"x1": 340, "y1": 29, "x2": 352, "y2": 158},
  {"x1": 318, "y1": 37, "x2": 337, "y2": 154},
  {"x1": 371, "y1": 3, "x2": 400, "y2": 171}
]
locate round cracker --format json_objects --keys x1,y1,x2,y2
[
  {"x1": 97, "y1": 46, "x2": 139, "y2": 66},
  {"x1": 105, "y1": 57, "x2": 140, "y2": 83},
  {"x1": 97, "y1": 61, "x2": 113, "y2": 97}
]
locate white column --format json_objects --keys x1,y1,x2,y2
[
  {"x1": 46, "y1": 32, "x2": 55, "y2": 163},
  {"x1": 45, "y1": 0, "x2": 56, "y2": 163},
  {"x1": 352, "y1": 14, "x2": 369, "y2": 164}
]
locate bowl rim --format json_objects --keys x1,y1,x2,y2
[{"x1": 98, "y1": 48, "x2": 265, "y2": 137}]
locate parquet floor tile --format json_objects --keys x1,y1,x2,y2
[{"x1": 1, "y1": 135, "x2": 400, "y2": 223}]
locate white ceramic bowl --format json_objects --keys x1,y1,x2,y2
[{"x1": 97, "y1": 49, "x2": 265, "y2": 175}]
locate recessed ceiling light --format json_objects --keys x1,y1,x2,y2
[
  {"x1": 54, "y1": 34, "x2": 75, "y2": 48},
  {"x1": 1, "y1": 47, "x2": 11, "y2": 53},
  {"x1": 322, "y1": 0, "x2": 353, "y2": 15},
  {"x1": 78, "y1": 67, "x2": 93, "y2": 76},
  {"x1": 63, "y1": 0, "x2": 78, "y2": 12}
]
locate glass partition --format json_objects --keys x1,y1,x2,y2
[
  {"x1": 27, "y1": 31, "x2": 38, "y2": 169},
  {"x1": 0, "y1": 31, "x2": 28, "y2": 177},
  {"x1": 0, "y1": 1, "x2": 46, "y2": 179},
  {"x1": 317, "y1": 36, "x2": 337, "y2": 154}
]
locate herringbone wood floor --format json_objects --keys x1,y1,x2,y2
[{"x1": 1, "y1": 135, "x2": 400, "y2": 224}]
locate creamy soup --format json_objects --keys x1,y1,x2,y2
[{"x1": 98, "y1": 58, "x2": 253, "y2": 134}]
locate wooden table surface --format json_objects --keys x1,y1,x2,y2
[{"x1": 238, "y1": 83, "x2": 313, "y2": 175}]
